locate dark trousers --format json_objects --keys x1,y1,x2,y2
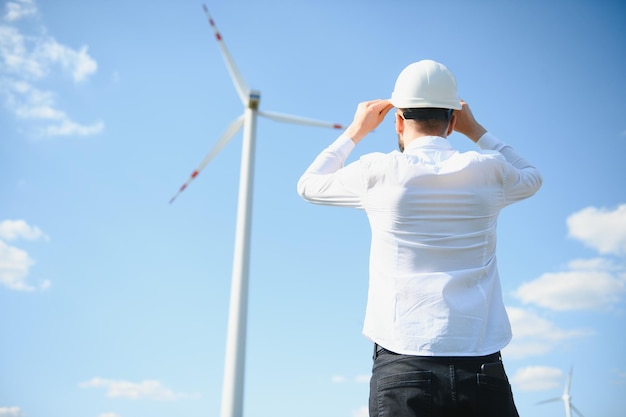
[{"x1": 369, "y1": 345, "x2": 519, "y2": 417}]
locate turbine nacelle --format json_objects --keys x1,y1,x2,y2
[{"x1": 248, "y1": 90, "x2": 261, "y2": 111}]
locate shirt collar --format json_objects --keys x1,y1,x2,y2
[{"x1": 404, "y1": 136, "x2": 452, "y2": 152}]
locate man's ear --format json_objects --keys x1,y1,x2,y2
[
  {"x1": 395, "y1": 112, "x2": 404, "y2": 134},
  {"x1": 446, "y1": 113, "x2": 457, "y2": 137}
]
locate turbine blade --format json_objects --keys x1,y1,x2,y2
[
  {"x1": 535, "y1": 398, "x2": 561, "y2": 405},
  {"x1": 202, "y1": 4, "x2": 250, "y2": 105},
  {"x1": 169, "y1": 115, "x2": 244, "y2": 204},
  {"x1": 259, "y1": 110, "x2": 343, "y2": 130},
  {"x1": 571, "y1": 403, "x2": 586, "y2": 417},
  {"x1": 565, "y1": 367, "x2": 573, "y2": 395}
]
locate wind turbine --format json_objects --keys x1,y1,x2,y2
[
  {"x1": 170, "y1": 4, "x2": 342, "y2": 417},
  {"x1": 537, "y1": 367, "x2": 586, "y2": 417}
]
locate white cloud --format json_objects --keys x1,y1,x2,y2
[
  {"x1": 0, "y1": 219, "x2": 48, "y2": 241},
  {"x1": 503, "y1": 307, "x2": 591, "y2": 359},
  {"x1": 567, "y1": 204, "x2": 626, "y2": 255},
  {"x1": 4, "y1": 0, "x2": 36, "y2": 22},
  {"x1": 331, "y1": 374, "x2": 369, "y2": 384},
  {"x1": 42, "y1": 119, "x2": 105, "y2": 137},
  {"x1": 0, "y1": 407, "x2": 24, "y2": 417},
  {"x1": 354, "y1": 374, "x2": 370, "y2": 383},
  {"x1": 513, "y1": 205, "x2": 626, "y2": 311},
  {"x1": 511, "y1": 366, "x2": 563, "y2": 391},
  {"x1": 0, "y1": 219, "x2": 50, "y2": 291},
  {"x1": 79, "y1": 378, "x2": 200, "y2": 401},
  {"x1": 514, "y1": 258, "x2": 625, "y2": 311},
  {"x1": 0, "y1": 0, "x2": 103, "y2": 137},
  {"x1": 34, "y1": 38, "x2": 97, "y2": 83},
  {"x1": 1, "y1": 11, "x2": 97, "y2": 82},
  {"x1": 0, "y1": 239, "x2": 35, "y2": 290},
  {"x1": 352, "y1": 405, "x2": 368, "y2": 417},
  {"x1": 98, "y1": 413, "x2": 121, "y2": 417},
  {"x1": 0, "y1": 25, "x2": 46, "y2": 80},
  {"x1": 6, "y1": 81, "x2": 65, "y2": 120}
]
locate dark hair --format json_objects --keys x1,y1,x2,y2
[
  {"x1": 400, "y1": 108, "x2": 452, "y2": 121},
  {"x1": 400, "y1": 108, "x2": 453, "y2": 134}
]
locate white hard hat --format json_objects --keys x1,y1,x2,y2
[{"x1": 390, "y1": 60, "x2": 462, "y2": 110}]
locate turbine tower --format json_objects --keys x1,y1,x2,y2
[
  {"x1": 537, "y1": 367, "x2": 585, "y2": 417},
  {"x1": 170, "y1": 4, "x2": 342, "y2": 417}
]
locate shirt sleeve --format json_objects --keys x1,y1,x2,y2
[
  {"x1": 476, "y1": 132, "x2": 543, "y2": 205},
  {"x1": 296, "y1": 134, "x2": 365, "y2": 208}
]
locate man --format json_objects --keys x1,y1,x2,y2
[{"x1": 297, "y1": 60, "x2": 542, "y2": 417}]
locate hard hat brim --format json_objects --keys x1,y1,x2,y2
[{"x1": 390, "y1": 96, "x2": 462, "y2": 110}]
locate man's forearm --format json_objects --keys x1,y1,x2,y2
[{"x1": 301, "y1": 134, "x2": 355, "y2": 175}]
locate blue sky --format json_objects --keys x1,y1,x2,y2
[{"x1": 1, "y1": 0, "x2": 625, "y2": 416}]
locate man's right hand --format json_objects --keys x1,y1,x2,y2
[{"x1": 345, "y1": 99, "x2": 394, "y2": 144}]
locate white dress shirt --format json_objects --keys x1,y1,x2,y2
[{"x1": 298, "y1": 132, "x2": 542, "y2": 356}]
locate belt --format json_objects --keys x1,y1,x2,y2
[
  {"x1": 374, "y1": 344, "x2": 502, "y2": 362},
  {"x1": 374, "y1": 343, "x2": 395, "y2": 356}
]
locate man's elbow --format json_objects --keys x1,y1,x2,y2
[
  {"x1": 524, "y1": 168, "x2": 543, "y2": 196},
  {"x1": 296, "y1": 175, "x2": 311, "y2": 201},
  {"x1": 531, "y1": 169, "x2": 543, "y2": 192}
]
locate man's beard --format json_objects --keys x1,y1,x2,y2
[{"x1": 397, "y1": 134, "x2": 404, "y2": 152}]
